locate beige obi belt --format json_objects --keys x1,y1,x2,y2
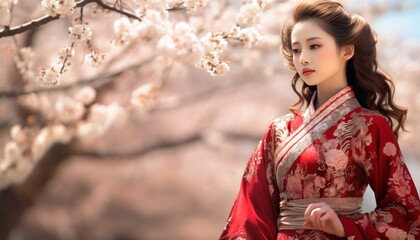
[{"x1": 279, "y1": 197, "x2": 363, "y2": 230}]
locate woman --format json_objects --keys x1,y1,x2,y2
[{"x1": 219, "y1": 0, "x2": 420, "y2": 239}]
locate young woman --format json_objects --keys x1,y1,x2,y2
[{"x1": 219, "y1": 0, "x2": 420, "y2": 239}]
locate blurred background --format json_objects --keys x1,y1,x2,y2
[{"x1": 0, "y1": 0, "x2": 419, "y2": 239}]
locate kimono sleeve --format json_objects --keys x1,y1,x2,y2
[
  {"x1": 219, "y1": 122, "x2": 280, "y2": 240},
  {"x1": 339, "y1": 115, "x2": 420, "y2": 240}
]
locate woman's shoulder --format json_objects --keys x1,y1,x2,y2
[
  {"x1": 271, "y1": 112, "x2": 299, "y2": 126},
  {"x1": 354, "y1": 108, "x2": 389, "y2": 122},
  {"x1": 353, "y1": 107, "x2": 393, "y2": 132}
]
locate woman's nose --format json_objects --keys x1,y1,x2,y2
[{"x1": 300, "y1": 51, "x2": 309, "y2": 65}]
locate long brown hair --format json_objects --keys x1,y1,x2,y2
[{"x1": 280, "y1": 0, "x2": 407, "y2": 137}]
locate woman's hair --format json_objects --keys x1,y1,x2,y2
[{"x1": 280, "y1": 0, "x2": 407, "y2": 137}]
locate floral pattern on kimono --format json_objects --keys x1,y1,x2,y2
[{"x1": 219, "y1": 87, "x2": 420, "y2": 240}]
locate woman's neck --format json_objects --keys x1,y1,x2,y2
[{"x1": 315, "y1": 83, "x2": 348, "y2": 110}]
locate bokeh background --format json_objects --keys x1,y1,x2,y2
[{"x1": 0, "y1": 0, "x2": 419, "y2": 239}]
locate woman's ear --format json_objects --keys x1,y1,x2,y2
[{"x1": 342, "y1": 44, "x2": 355, "y2": 61}]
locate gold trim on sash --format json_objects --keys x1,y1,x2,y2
[
  {"x1": 274, "y1": 87, "x2": 360, "y2": 191},
  {"x1": 278, "y1": 197, "x2": 363, "y2": 230}
]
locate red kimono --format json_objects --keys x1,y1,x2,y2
[{"x1": 220, "y1": 86, "x2": 420, "y2": 239}]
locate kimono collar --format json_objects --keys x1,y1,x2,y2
[{"x1": 303, "y1": 86, "x2": 354, "y2": 121}]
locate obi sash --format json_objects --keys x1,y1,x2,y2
[
  {"x1": 278, "y1": 197, "x2": 363, "y2": 230},
  {"x1": 274, "y1": 86, "x2": 361, "y2": 192}
]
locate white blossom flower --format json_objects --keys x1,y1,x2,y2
[
  {"x1": 112, "y1": 17, "x2": 134, "y2": 45},
  {"x1": 36, "y1": 67, "x2": 61, "y2": 88},
  {"x1": 131, "y1": 83, "x2": 159, "y2": 111},
  {"x1": 196, "y1": 52, "x2": 230, "y2": 76},
  {"x1": 31, "y1": 127, "x2": 50, "y2": 161},
  {"x1": 235, "y1": 2, "x2": 262, "y2": 27},
  {"x1": 41, "y1": 0, "x2": 75, "y2": 17},
  {"x1": 3, "y1": 141, "x2": 21, "y2": 163},
  {"x1": 31, "y1": 125, "x2": 72, "y2": 161},
  {"x1": 231, "y1": 27, "x2": 263, "y2": 48},
  {"x1": 11, "y1": 125, "x2": 27, "y2": 145},
  {"x1": 201, "y1": 32, "x2": 228, "y2": 53},
  {"x1": 68, "y1": 22, "x2": 92, "y2": 42},
  {"x1": 134, "y1": 0, "x2": 168, "y2": 16},
  {"x1": 0, "y1": 0, "x2": 10, "y2": 13},
  {"x1": 77, "y1": 103, "x2": 127, "y2": 140},
  {"x1": 184, "y1": 0, "x2": 208, "y2": 12},
  {"x1": 84, "y1": 49, "x2": 105, "y2": 67},
  {"x1": 75, "y1": 86, "x2": 96, "y2": 106},
  {"x1": 0, "y1": 156, "x2": 33, "y2": 188},
  {"x1": 58, "y1": 46, "x2": 75, "y2": 60},
  {"x1": 50, "y1": 124, "x2": 72, "y2": 144},
  {"x1": 14, "y1": 47, "x2": 35, "y2": 81},
  {"x1": 157, "y1": 21, "x2": 203, "y2": 61},
  {"x1": 55, "y1": 96, "x2": 85, "y2": 124}
]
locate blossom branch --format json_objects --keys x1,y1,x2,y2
[
  {"x1": 0, "y1": 0, "x2": 144, "y2": 39},
  {"x1": 0, "y1": 0, "x2": 93, "y2": 38},
  {"x1": 0, "y1": 55, "x2": 157, "y2": 98},
  {"x1": 94, "y1": 0, "x2": 142, "y2": 21}
]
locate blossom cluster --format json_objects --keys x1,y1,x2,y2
[
  {"x1": 157, "y1": 21, "x2": 203, "y2": 62},
  {"x1": 196, "y1": 51, "x2": 230, "y2": 76},
  {"x1": 41, "y1": 0, "x2": 75, "y2": 17},
  {"x1": 14, "y1": 47, "x2": 35, "y2": 81},
  {"x1": 0, "y1": 124, "x2": 72, "y2": 190},
  {"x1": 235, "y1": 1, "x2": 262, "y2": 27},
  {"x1": 84, "y1": 48, "x2": 105, "y2": 67},
  {"x1": 131, "y1": 83, "x2": 160, "y2": 111},
  {"x1": 184, "y1": 0, "x2": 208, "y2": 12},
  {"x1": 0, "y1": 0, "x2": 9, "y2": 13},
  {"x1": 0, "y1": 84, "x2": 129, "y2": 189},
  {"x1": 112, "y1": 10, "x2": 168, "y2": 46},
  {"x1": 68, "y1": 21, "x2": 93, "y2": 42},
  {"x1": 36, "y1": 66, "x2": 61, "y2": 88},
  {"x1": 36, "y1": 45, "x2": 74, "y2": 88},
  {"x1": 77, "y1": 103, "x2": 127, "y2": 140},
  {"x1": 228, "y1": 25, "x2": 263, "y2": 48}
]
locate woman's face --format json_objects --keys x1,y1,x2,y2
[{"x1": 291, "y1": 19, "x2": 348, "y2": 88}]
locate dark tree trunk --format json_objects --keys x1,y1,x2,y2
[{"x1": 0, "y1": 142, "x2": 74, "y2": 239}]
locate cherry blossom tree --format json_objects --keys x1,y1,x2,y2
[{"x1": 0, "y1": 0, "x2": 292, "y2": 237}]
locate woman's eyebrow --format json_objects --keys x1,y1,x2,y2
[{"x1": 292, "y1": 37, "x2": 322, "y2": 46}]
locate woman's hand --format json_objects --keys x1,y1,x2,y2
[{"x1": 303, "y1": 202, "x2": 345, "y2": 237}]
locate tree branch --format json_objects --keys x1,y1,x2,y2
[
  {"x1": 0, "y1": 55, "x2": 157, "y2": 98},
  {"x1": 72, "y1": 131, "x2": 260, "y2": 160},
  {"x1": 0, "y1": 0, "x2": 95, "y2": 39},
  {"x1": 0, "y1": 0, "x2": 146, "y2": 39}
]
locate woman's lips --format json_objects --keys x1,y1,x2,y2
[{"x1": 302, "y1": 68, "x2": 315, "y2": 76}]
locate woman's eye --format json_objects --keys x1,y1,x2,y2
[
  {"x1": 292, "y1": 48, "x2": 301, "y2": 54},
  {"x1": 310, "y1": 44, "x2": 320, "y2": 49}
]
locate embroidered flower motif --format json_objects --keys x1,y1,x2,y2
[
  {"x1": 390, "y1": 166, "x2": 411, "y2": 197},
  {"x1": 286, "y1": 167, "x2": 303, "y2": 199},
  {"x1": 314, "y1": 176, "x2": 326, "y2": 189},
  {"x1": 383, "y1": 142, "x2": 397, "y2": 157},
  {"x1": 385, "y1": 227, "x2": 408, "y2": 240},
  {"x1": 325, "y1": 149, "x2": 348, "y2": 171},
  {"x1": 324, "y1": 186, "x2": 337, "y2": 197},
  {"x1": 334, "y1": 175, "x2": 346, "y2": 190},
  {"x1": 322, "y1": 139, "x2": 339, "y2": 150}
]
